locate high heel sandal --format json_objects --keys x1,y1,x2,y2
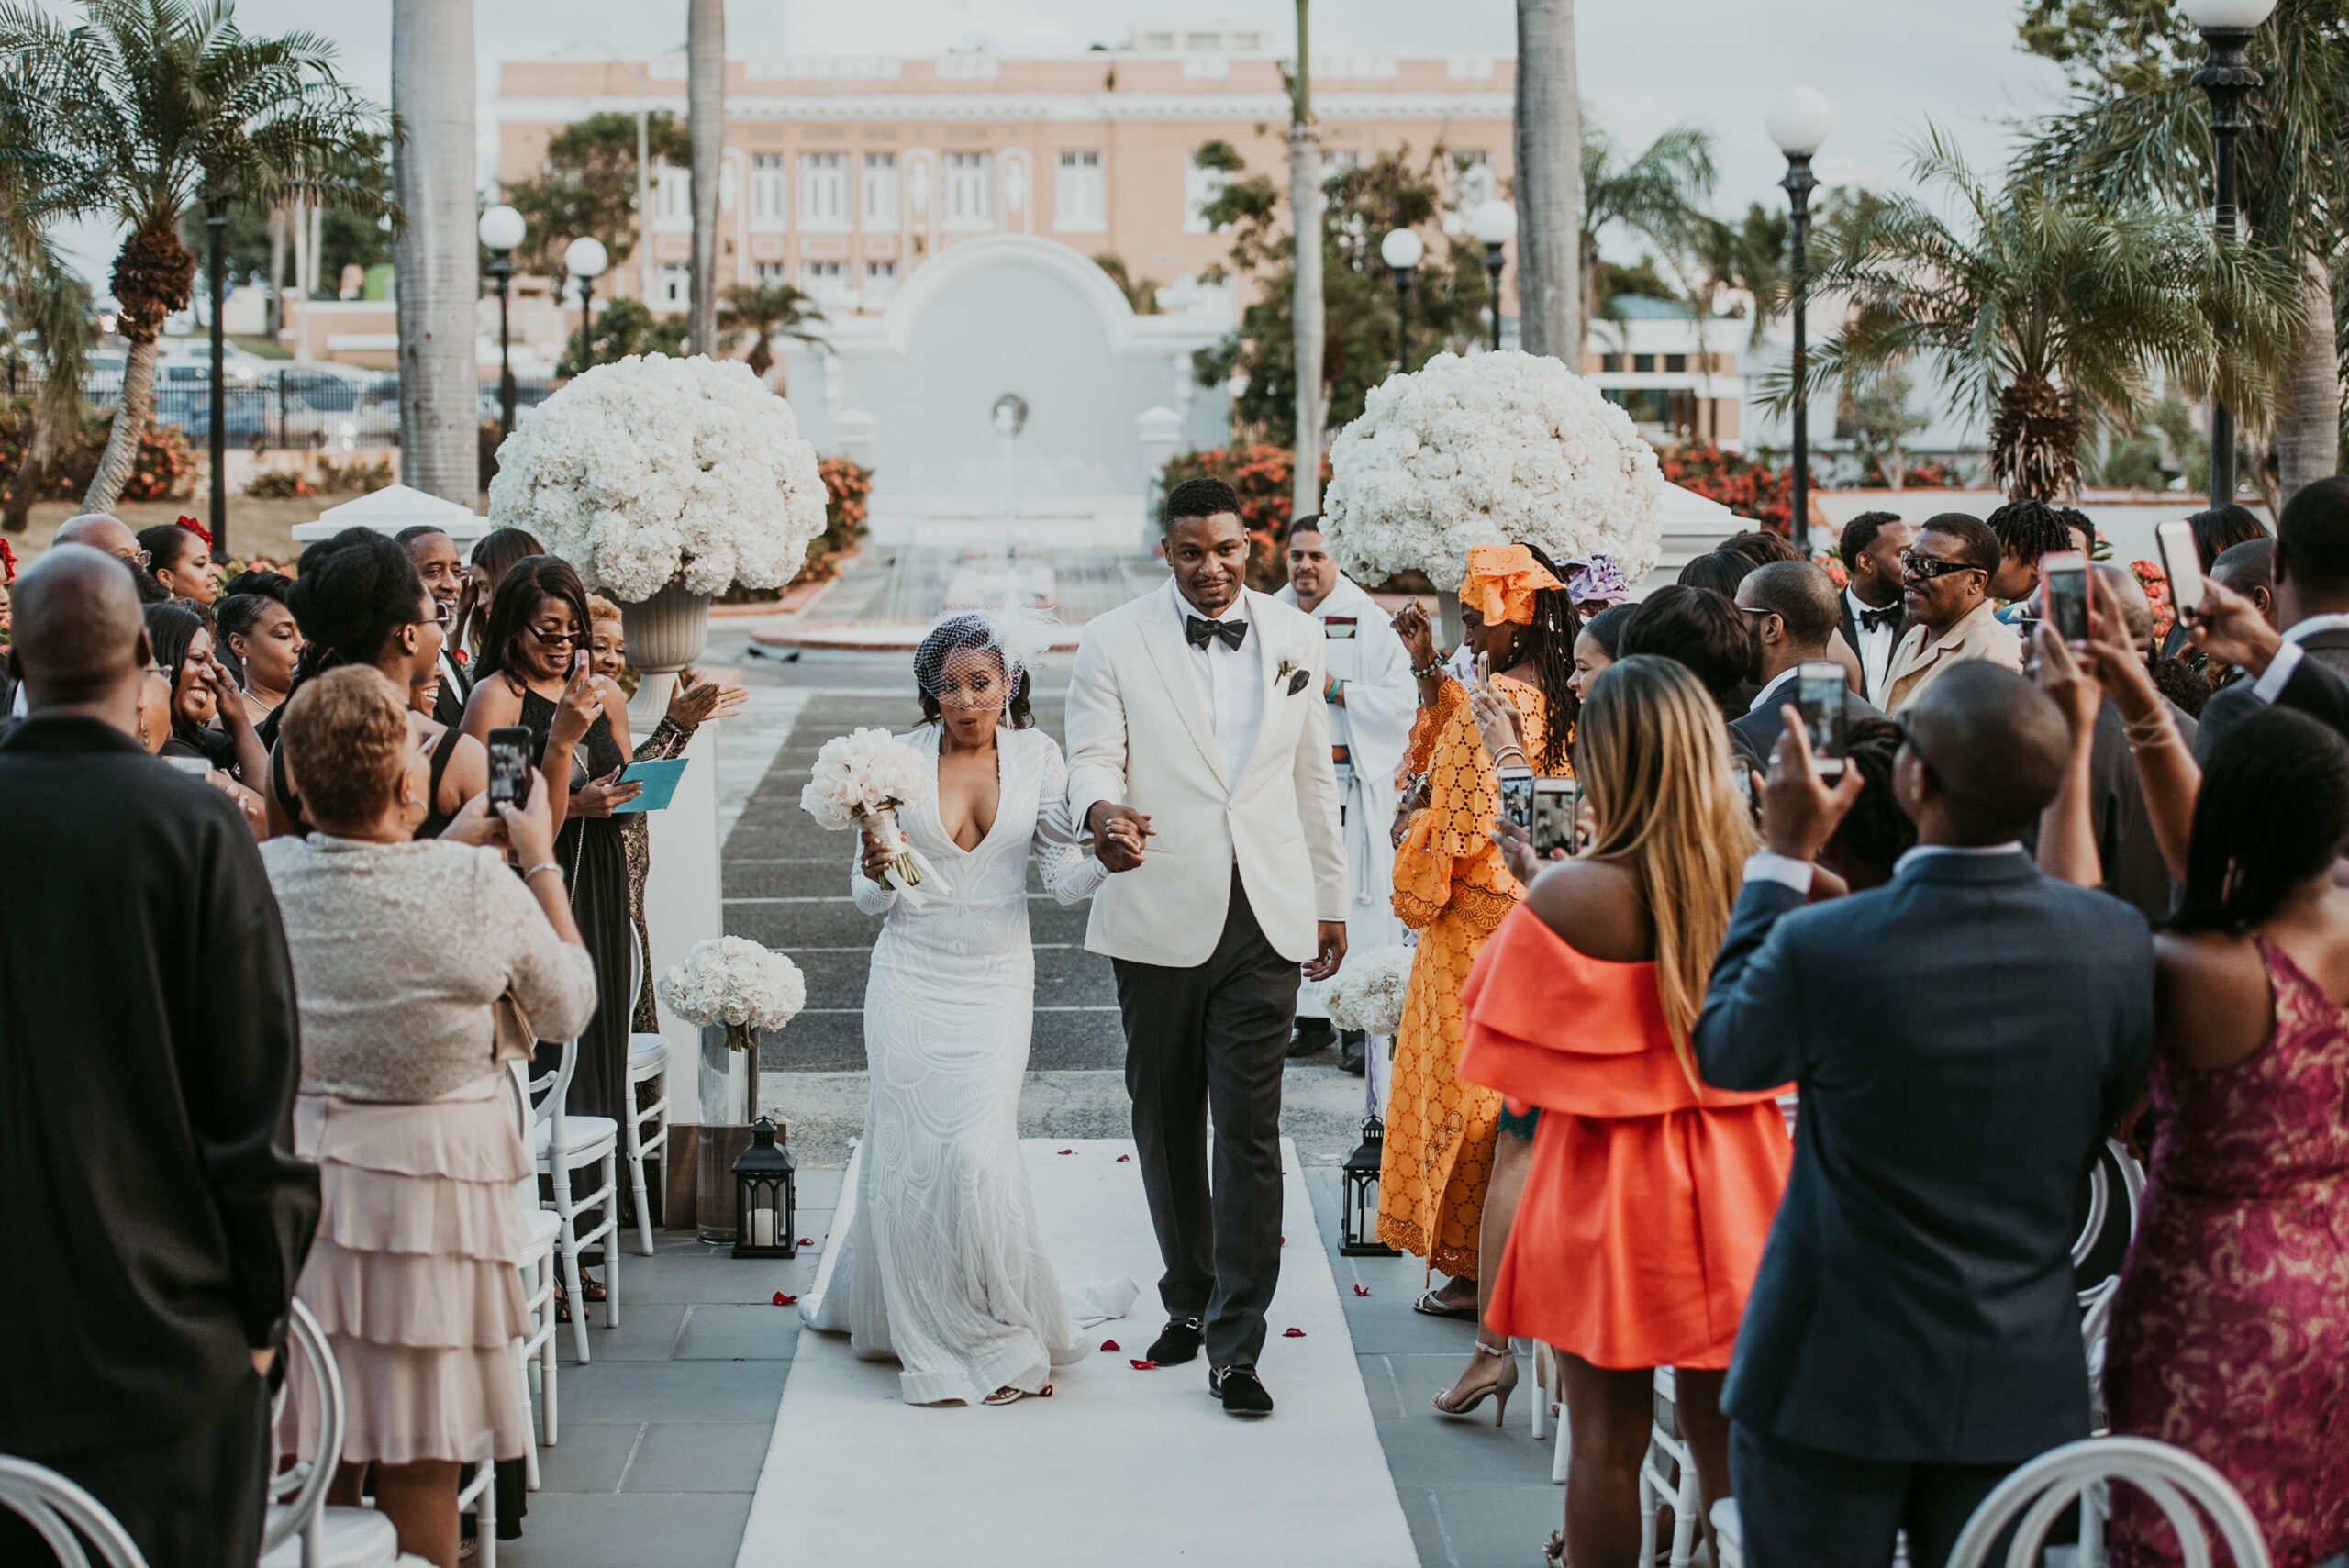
[
  {"x1": 1431, "y1": 1339, "x2": 1518, "y2": 1425},
  {"x1": 984, "y1": 1383, "x2": 1052, "y2": 1406}
]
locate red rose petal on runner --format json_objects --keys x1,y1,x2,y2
[
  {"x1": 1353, "y1": 1285, "x2": 1369, "y2": 1296},
  {"x1": 1100, "y1": 1340, "x2": 1119, "y2": 1352},
  {"x1": 798, "y1": 1239, "x2": 812, "y2": 1246},
  {"x1": 1116, "y1": 1154, "x2": 1130, "y2": 1162},
  {"x1": 1282, "y1": 1327, "x2": 1305, "y2": 1338},
  {"x1": 1130, "y1": 1359, "x2": 1160, "y2": 1370},
  {"x1": 1058, "y1": 1149, "x2": 1074, "y2": 1155},
  {"x1": 772, "y1": 1292, "x2": 798, "y2": 1307}
]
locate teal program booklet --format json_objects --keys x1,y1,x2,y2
[{"x1": 609, "y1": 757, "x2": 689, "y2": 814}]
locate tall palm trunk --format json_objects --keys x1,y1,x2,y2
[
  {"x1": 5, "y1": 405, "x2": 60, "y2": 531},
  {"x1": 1512, "y1": 0, "x2": 1582, "y2": 363},
  {"x1": 1988, "y1": 373, "x2": 2082, "y2": 502},
  {"x1": 85, "y1": 222, "x2": 192, "y2": 512},
  {"x1": 1288, "y1": 0, "x2": 1322, "y2": 515},
  {"x1": 2276, "y1": 250, "x2": 2341, "y2": 506},
  {"x1": 392, "y1": 0, "x2": 480, "y2": 505},
  {"x1": 687, "y1": 0, "x2": 724, "y2": 358}
]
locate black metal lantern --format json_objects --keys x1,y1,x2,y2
[
  {"x1": 1340, "y1": 1116, "x2": 1398, "y2": 1257},
  {"x1": 730, "y1": 1116, "x2": 797, "y2": 1260}
]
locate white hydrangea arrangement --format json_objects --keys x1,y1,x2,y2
[
  {"x1": 1321, "y1": 946, "x2": 1414, "y2": 1040},
  {"x1": 1322, "y1": 350, "x2": 1666, "y2": 591},
  {"x1": 800, "y1": 728, "x2": 947, "y2": 905},
  {"x1": 657, "y1": 936, "x2": 807, "y2": 1044},
  {"x1": 485, "y1": 353, "x2": 828, "y2": 603}
]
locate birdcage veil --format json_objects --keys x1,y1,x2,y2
[{"x1": 911, "y1": 609, "x2": 1058, "y2": 721}]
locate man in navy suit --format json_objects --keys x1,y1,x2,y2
[{"x1": 1694, "y1": 662, "x2": 2154, "y2": 1568}]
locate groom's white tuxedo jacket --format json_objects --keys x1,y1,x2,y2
[{"x1": 1065, "y1": 580, "x2": 1349, "y2": 968}]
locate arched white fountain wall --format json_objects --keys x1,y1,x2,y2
[{"x1": 781, "y1": 233, "x2": 1230, "y2": 550}]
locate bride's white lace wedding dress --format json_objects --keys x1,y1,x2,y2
[{"x1": 800, "y1": 723, "x2": 1137, "y2": 1404}]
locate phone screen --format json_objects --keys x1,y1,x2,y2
[
  {"x1": 163, "y1": 755, "x2": 209, "y2": 777},
  {"x1": 1475, "y1": 649, "x2": 1492, "y2": 688},
  {"x1": 2042, "y1": 550, "x2": 2090, "y2": 642},
  {"x1": 1497, "y1": 766, "x2": 1534, "y2": 832},
  {"x1": 1531, "y1": 777, "x2": 1576, "y2": 858},
  {"x1": 1794, "y1": 661, "x2": 1847, "y2": 778},
  {"x1": 2156, "y1": 520, "x2": 2204, "y2": 624},
  {"x1": 486, "y1": 725, "x2": 534, "y2": 809}
]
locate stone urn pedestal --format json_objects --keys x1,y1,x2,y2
[{"x1": 622, "y1": 582, "x2": 711, "y2": 729}]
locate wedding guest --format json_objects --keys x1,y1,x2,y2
[
  {"x1": 1816, "y1": 718, "x2": 1915, "y2": 892},
  {"x1": 1723, "y1": 529, "x2": 1804, "y2": 567},
  {"x1": 1838, "y1": 511, "x2": 1914, "y2": 707},
  {"x1": 139, "y1": 521, "x2": 218, "y2": 606},
  {"x1": 2055, "y1": 506, "x2": 2099, "y2": 559},
  {"x1": 455, "y1": 526, "x2": 544, "y2": 659},
  {"x1": 2209, "y1": 538, "x2": 2277, "y2": 628},
  {"x1": 1678, "y1": 550, "x2": 1757, "y2": 597},
  {"x1": 1882, "y1": 513, "x2": 2023, "y2": 714},
  {"x1": 1572, "y1": 605, "x2": 1635, "y2": 698},
  {"x1": 463, "y1": 556, "x2": 635, "y2": 1132},
  {"x1": 55, "y1": 511, "x2": 167, "y2": 603},
  {"x1": 1730, "y1": 562, "x2": 1887, "y2": 766},
  {"x1": 1383, "y1": 545, "x2": 1573, "y2": 1339},
  {"x1": 584, "y1": 594, "x2": 744, "y2": 1031},
  {"x1": 268, "y1": 666, "x2": 595, "y2": 1568},
  {"x1": 400, "y1": 525, "x2": 473, "y2": 728},
  {"x1": 1985, "y1": 498, "x2": 2074, "y2": 605},
  {"x1": 217, "y1": 591, "x2": 300, "y2": 725},
  {"x1": 2195, "y1": 479, "x2": 2349, "y2": 762},
  {"x1": 220, "y1": 567, "x2": 293, "y2": 602},
  {"x1": 270, "y1": 528, "x2": 488, "y2": 841},
  {"x1": 1618, "y1": 586, "x2": 1763, "y2": 772},
  {"x1": 1695, "y1": 662, "x2": 2153, "y2": 1568},
  {"x1": 0, "y1": 544, "x2": 317, "y2": 1568},
  {"x1": 2158, "y1": 507, "x2": 2272, "y2": 661},
  {"x1": 144, "y1": 600, "x2": 267, "y2": 784},
  {"x1": 1563, "y1": 554, "x2": 1635, "y2": 620},
  {"x1": 1459, "y1": 655, "x2": 1789, "y2": 1568},
  {"x1": 1274, "y1": 522, "x2": 1417, "y2": 1074}
]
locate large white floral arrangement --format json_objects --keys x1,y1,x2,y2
[
  {"x1": 486, "y1": 353, "x2": 827, "y2": 603},
  {"x1": 657, "y1": 936, "x2": 807, "y2": 1038},
  {"x1": 800, "y1": 728, "x2": 947, "y2": 904},
  {"x1": 1321, "y1": 946, "x2": 1413, "y2": 1040},
  {"x1": 1322, "y1": 350, "x2": 1665, "y2": 591}
]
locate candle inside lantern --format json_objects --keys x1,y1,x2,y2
[{"x1": 751, "y1": 1201, "x2": 777, "y2": 1250}]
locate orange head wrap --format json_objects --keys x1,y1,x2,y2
[{"x1": 1459, "y1": 543, "x2": 1564, "y2": 626}]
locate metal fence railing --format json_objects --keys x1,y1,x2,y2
[{"x1": 3, "y1": 363, "x2": 559, "y2": 450}]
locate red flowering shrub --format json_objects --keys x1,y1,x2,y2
[
  {"x1": 1655, "y1": 441, "x2": 1813, "y2": 537},
  {"x1": 2132, "y1": 559, "x2": 2176, "y2": 645}
]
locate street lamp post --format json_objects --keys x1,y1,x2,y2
[
  {"x1": 479, "y1": 206, "x2": 527, "y2": 440},
  {"x1": 566, "y1": 236, "x2": 609, "y2": 377},
  {"x1": 1767, "y1": 86, "x2": 1831, "y2": 559},
  {"x1": 2183, "y1": 0, "x2": 2277, "y2": 509},
  {"x1": 1380, "y1": 227, "x2": 1423, "y2": 375},
  {"x1": 206, "y1": 203, "x2": 228, "y2": 562},
  {"x1": 1470, "y1": 198, "x2": 1517, "y2": 353}
]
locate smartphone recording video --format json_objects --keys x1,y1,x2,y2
[
  {"x1": 1497, "y1": 766, "x2": 1534, "y2": 833},
  {"x1": 486, "y1": 726, "x2": 534, "y2": 810},
  {"x1": 2041, "y1": 550, "x2": 2090, "y2": 643},
  {"x1": 1531, "y1": 777, "x2": 1576, "y2": 858},
  {"x1": 2156, "y1": 520, "x2": 2204, "y2": 627},
  {"x1": 1794, "y1": 660, "x2": 1847, "y2": 779}
]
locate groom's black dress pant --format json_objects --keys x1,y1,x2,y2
[{"x1": 1112, "y1": 867, "x2": 1297, "y2": 1371}]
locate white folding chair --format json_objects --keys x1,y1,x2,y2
[
  {"x1": 1710, "y1": 1497, "x2": 1744, "y2": 1568},
  {"x1": 1946, "y1": 1435, "x2": 2271, "y2": 1568},
  {"x1": 524, "y1": 1038, "x2": 621, "y2": 1362},
  {"x1": 260, "y1": 1299, "x2": 400, "y2": 1568},
  {"x1": 0, "y1": 1457, "x2": 149, "y2": 1568},
  {"x1": 507, "y1": 1064, "x2": 562, "y2": 1467},
  {"x1": 456, "y1": 1439, "x2": 496, "y2": 1568},
  {"x1": 624, "y1": 929, "x2": 672, "y2": 1257},
  {"x1": 1637, "y1": 1367, "x2": 1705, "y2": 1568}
]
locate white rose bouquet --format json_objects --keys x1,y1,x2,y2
[
  {"x1": 1320, "y1": 946, "x2": 1414, "y2": 1040},
  {"x1": 1322, "y1": 350, "x2": 1666, "y2": 591},
  {"x1": 799, "y1": 728, "x2": 948, "y2": 905},
  {"x1": 658, "y1": 937, "x2": 806, "y2": 1124},
  {"x1": 485, "y1": 353, "x2": 829, "y2": 603}
]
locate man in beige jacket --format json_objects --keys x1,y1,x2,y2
[{"x1": 1883, "y1": 512, "x2": 2024, "y2": 715}]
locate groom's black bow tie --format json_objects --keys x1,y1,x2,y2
[
  {"x1": 1186, "y1": 615, "x2": 1248, "y2": 651},
  {"x1": 1859, "y1": 605, "x2": 1901, "y2": 632}
]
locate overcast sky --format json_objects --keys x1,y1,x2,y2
[{"x1": 50, "y1": 0, "x2": 2076, "y2": 284}]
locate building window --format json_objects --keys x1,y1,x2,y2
[
  {"x1": 1053, "y1": 150, "x2": 1105, "y2": 232},
  {"x1": 864, "y1": 259, "x2": 896, "y2": 306},
  {"x1": 752, "y1": 261, "x2": 788, "y2": 284},
  {"x1": 749, "y1": 153, "x2": 785, "y2": 232},
  {"x1": 863, "y1": 153, "x2": 898, "y2": 227},
  {"x1": 1322, "y1": 149, "x2": 1364, "y2": 174},
  {"x1": 1633, "y1": 353, "x2": 1655, "y2": 373},
  {"x1": 1183, "y1": 150, "x2": 1230, "y2": 235},
  {"x1": 658, "y1": 263, "x2": 691, "y2": 307},
  {"x1": 943, "y1": 150, "x2": 994, "y2": 231},
  {"x1": 1665, "y1": 354, "x2": 1687, "y2": 373},
  {"x1": 799, "y1": 152, "x2": 848, "y2": 231},
  {"x1": 652, "y1": 161, "x2": 690, "y2": 232},
  {"x1": 1450, "y1": 150, "x2": 1494, "y2": 206},
  {"x1": 1601, "y1": 353, "x2": 1624, "y2": 373}
]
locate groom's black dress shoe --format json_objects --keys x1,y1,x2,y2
[
  {"x1": 1210, "y1": 1365, "x2": 1274, "y2": 1417},
  {"x1": 1339, "y1": 1029, "x2": 1367, "y2": 1076},
  {"x1": 1147, "y1": 1317, "x2": 1204, "y2": 1365},
  {"x1": 1287, "y1": 1018, "x2": 1335, "y2": 1058}
]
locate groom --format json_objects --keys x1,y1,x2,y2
[{"x1": 1066, "y1": 477, "x2": 1349, "y2": 1418}]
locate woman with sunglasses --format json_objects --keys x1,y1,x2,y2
[
  {"x1": 268, "y1": 528, "x2": 489, "y2": 841},
  {"x1": 462, "y1": 555, "x2": 636, "y2": 1143}
]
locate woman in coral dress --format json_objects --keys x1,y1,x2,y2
[
  {"x1": 1458, "y1": 655, "x2": 1793, "y2": 1568},
  {"x1": 1379, "y1": 547, "x2": 1579, "y2": 1373}
]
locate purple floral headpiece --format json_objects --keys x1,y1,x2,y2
[{"x1": 1564, "y1": 554, "x2": 1631, "y2": 607}]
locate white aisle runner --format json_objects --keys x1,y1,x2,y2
[{"x1": 736, "y1": 1137, "x2": 1417, "y2": 1568}]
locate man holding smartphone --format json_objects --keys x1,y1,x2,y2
[{"x1": 1732, "y1": 562, "x2": 1886, "y2": 766}]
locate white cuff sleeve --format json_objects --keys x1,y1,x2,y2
[
  {"x1": 2251, "y1": 639, "x2": 2304, "y2": 705},
  {"x1": 1742, "y1": 851, "x2": 1815, "y2": 896}
]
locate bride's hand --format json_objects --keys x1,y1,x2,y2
[{"x1": 860, "y1": 830, "x2": 894, "y2": 884}]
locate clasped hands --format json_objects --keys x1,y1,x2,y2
[{"x1": 1085, "y1": 801, "x2": 1345, "y2": 977}]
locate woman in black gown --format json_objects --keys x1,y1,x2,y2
[{"x1": 460, "y1": 556, "x2": 635, "y2": 1133}]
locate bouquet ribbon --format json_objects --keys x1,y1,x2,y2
[{"x1": 863, "y1": 804, "x2": 950, "y2": 908}]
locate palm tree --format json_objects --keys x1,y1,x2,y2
[
  {"x1": 1692, "y1": 202, "x2": 1790, "y2": 349},
  {"x1": 1782, "y1": 133, "x2": 2298, "y2": 501},
  {"x1": 392, "y1": 0, "x2": 474, "y2": 506},
  {"x1": 686, "y1": 0, "x2": 723, "y2": 357},
  {"x1": 1579, "y1": 120, "x2": 1715, "y2": 352},
  {"x1": 1511, "y1": 0, "x2": 1581, "y2": 361},
  {"x1": 716, "y1": 282, "x2": 825, "y2": 390},
  {"x1": 0, "y1": 61, "x2": 103, "y2": 531},
  {"x1": 1, "y1": 0, "x2": 391, "y2": 511},
  {"x1": 1286, "y1": 0, "x2": 1323, "y2": 515},
  {"x1": 2019, "y1": 2, "x2": 2349, "y2": 506}
]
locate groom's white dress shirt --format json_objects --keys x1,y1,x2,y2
[{"x1": 1180, "y1": 584, "x2": 1264, "y2": 784}]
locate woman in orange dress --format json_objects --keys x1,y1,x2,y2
[
  {"x1": 1379, "y1": 545, "x2": 1580, "y2": 1359},
  {"x1": 1459, "y1": 654, "x2": 1793, "y2": 1568}
]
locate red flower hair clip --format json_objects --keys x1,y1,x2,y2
[
  {"x1": 174, "y1": 516, "x2": 212, "y2": 548},
  {"x1": 0, "y1": 538, "x2": 17, "y2": 584}
]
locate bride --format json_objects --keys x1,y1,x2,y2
[{"x1": 801, "y1": 612, "x2": 1136, "y2": 1405}]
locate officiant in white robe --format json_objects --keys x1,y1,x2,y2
[{"x1": 1277, "y1": 519, "x2": 1415, "y2": 1105}]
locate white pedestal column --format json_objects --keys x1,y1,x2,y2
[{"x1": 640, "y1": 715, "x2": 725, "y2": 1125}]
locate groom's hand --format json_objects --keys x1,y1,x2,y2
[
  {"x1": 1087, "y1": 801, "x2": 1153, "y2": 873},
  {"x1": 1303, "y1": 921, "x2": 1347, "y2": 981}
]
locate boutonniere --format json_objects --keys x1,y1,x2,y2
[{"x1": 1277, "y1": 657, "x2": 1309, "y2": 695}]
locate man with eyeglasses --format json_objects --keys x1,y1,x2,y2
[
  {"x1": 395, "y1": 525, "x2": 472, "y2": 728},
  {"x1": 1880, "y1": 513, "x2": 2021, "y2": 716},
  {"x1": 55, "y1": 513, "x2": 169, "y2": 606}
]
